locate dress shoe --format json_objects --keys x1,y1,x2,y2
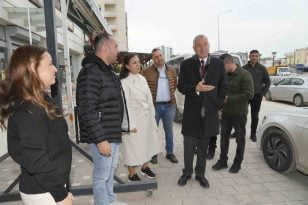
[
  {"x1": 166, "y1": 154, "x2": 178, "y2": 163},
  {"x1": 195, "y1": 176, "x2": 209, "y2": 188},
  {"x1": 212, "y1": 160, "x2": 228, "y2": 171},
  {"x1": 250, "y1": 134, "x2": 257, "y2": 142},
  {"x1": 207, "y1": 149, "x2": 215, "y2": 160},
  {"x1": 230, "y1": 132, "x2": 236, "y2": 138},
  {"x1": 178, "y1": 175, "x2": 191, "y2": 186},
  {"x1": 150, "y1": 155, "x2": 158, "y2": 164},
  {"x1": 229, "y1": 162, "x2": 241, "y2": 173}
]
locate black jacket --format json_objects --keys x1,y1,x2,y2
[
  {"x1": 76, "y1": 54, "x2": 128, "y2": 144},
  {"x1": 178, "y1": 55, "x2": 227, "y2": 138},
  {"x1": 243, "y1": 62, "x2": 270, "y2": 95},
  {"x1": 7, "y1": 100, "x2": 72, "y2": 202}
]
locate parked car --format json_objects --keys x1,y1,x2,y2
[
  {"x1": 257, "y1": 107, "x2": 308, "y2": 174},
  {"x1": 265, "y1": 77, "x2": 308, "y2": 107},
  {"x1": 167, "y1": 52, "x2": 243, "y2": 122}
]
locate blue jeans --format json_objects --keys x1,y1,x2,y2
[
  {"x1": 90, "y1": 143, "x2": 119, "y2": 205},
  {"x1": 155, "y1": 103, "x2": 175, "y2": 154}
]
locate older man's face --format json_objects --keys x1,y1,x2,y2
[{"x1": 193, "y1": 37, "x2": 210, "y2": 59}]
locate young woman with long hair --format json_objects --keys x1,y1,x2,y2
[
  {"x1": 120, "y1": 54, "x2": 162, "y2": 181},
  {"x1": 0, "y1": 45, "x2": 73, "y2": 205}
]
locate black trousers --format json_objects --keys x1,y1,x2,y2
[
  {"x1": 249, "y1": 93, "x2": 263, "y2": 135},
  {"x1": 183, "y1": 135, "x2": 210, "y2": 177},
  {"x1": 220, "y1": 114, "x2": 247, "y2": 164},
  {"x1": 208, "y1": 135, "x2": 217, "y2": 151}
]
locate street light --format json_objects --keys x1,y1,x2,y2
[
  {"x1": 218, "y1": 9, "x2": 232, "y2": 51},
  {"x1": 272, "y1": 51, "x2": 277, "y2": 66}
]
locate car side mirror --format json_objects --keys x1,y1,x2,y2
[{"x1": 274, "y1": 82, "x2": 278, "y2": 86}]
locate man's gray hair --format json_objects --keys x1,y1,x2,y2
[
  {"x1": 193, "y1": 35, "x2": 208, "y2": 46},
  {"x1": 94, "y1": 32, "x2": 112, "y2": 52}
]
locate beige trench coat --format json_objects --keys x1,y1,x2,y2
[{"x1": 121, "y1": 73, "x2": 163, "y2": 166}]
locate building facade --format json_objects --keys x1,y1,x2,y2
[
  {"x1": 294, "y1": 47, "x2": 308, "y2": 66},
  {"x1": 160, "y1": 45, "x2": 173, "y2": 60},
  {"x1": 96, "y1": 0, "x2": 128, "y2": 51}
]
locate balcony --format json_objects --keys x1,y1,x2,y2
[
  {"x1": 104, "y1": 11, "x2": 116, "y2": 18},
  {"x1": 104, "y1": 0, "x2": 116, "y2": 5}
]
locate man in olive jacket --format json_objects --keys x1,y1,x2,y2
[{"x1": 212, "y1": 54, "x2": 254, "y2": 173}]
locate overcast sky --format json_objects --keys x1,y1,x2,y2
[{"x1": 125, "y1": 0, "x2": 308, "y2": 58}]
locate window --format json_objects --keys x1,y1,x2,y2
[
  {"x1": 167, "y1": 57, "x2": 184, "y2": 74},
  {"x1": 278, "y1": 78, "x2": 292, "y2": 85},
  {"x1": 291, "y1": 78, "x2": 304, "y2": 85}
]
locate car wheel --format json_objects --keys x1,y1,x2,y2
[
  {"x1": 173, "y1": 107, "x2": 183, "y2": 123},
  {"x1": 293, "y1": 94, "x2": 303, "y2": 107},
  {"x1": 265, "y1": 91, "x2": 272, "y2": 101},
  {"x1": 262, "y1": 128, "x2": 295, "y2": 173}
]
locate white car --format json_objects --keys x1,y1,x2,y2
[
  {"x1": 167, "y1": 53, "x2": 243, "y2": 122},
  {"x1": 265, "y1": 77, "x2": 308, "y2": 107},
  {"x1": 257, "y1": 107, "x2": 308, "y2": 174}
]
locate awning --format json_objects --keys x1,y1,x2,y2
[{"x1": 68, "y1": 0, "x2": 112, "y2": 35}]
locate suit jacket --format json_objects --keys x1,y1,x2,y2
[{"x1": 178, "y1": 55, "x2": 227, "y2": 138}]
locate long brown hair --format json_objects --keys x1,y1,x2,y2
[{"x1": 0, "y1": 45, "x2": 60, "y2": 129}]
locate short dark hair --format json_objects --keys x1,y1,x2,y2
[
  {"x1": 151, "y1": 48, "x2": 161, "y2": 58},
  {"x1": 219, "y1": 53, "x2": 230, "y2": 61},
  {"x1": 249, "y1": 50, "x2": 259, "y2": 55},
  {"x1": 221, "y1": 54, "x2": 235, "y2": 63},
  {"x1": 94, "y1": 32, "x2": 112, "y2": 52}
]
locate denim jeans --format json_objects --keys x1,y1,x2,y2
[
  {"x1": 90, "y1": 143, "x2": 119, "y2": 205},
  {"x1": 155, "y1": 103, "x2": 175, "y2": 154}
]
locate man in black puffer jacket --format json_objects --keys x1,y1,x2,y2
[{"x1": 76, "y1": 33, "x2": 129, "y2": 205}]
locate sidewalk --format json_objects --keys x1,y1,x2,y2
[{"x1": 1, "y1": 101, "x2": 308, "y2": 205}]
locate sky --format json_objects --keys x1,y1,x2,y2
[{"x1": 125, "y1": 0, "x2": 308, "y2": 58}]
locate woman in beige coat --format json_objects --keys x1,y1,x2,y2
[{"x1": 120, "y1": 54, "x2": 162, "y2": 181}]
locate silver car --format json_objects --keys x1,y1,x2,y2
[
  {"x1": 257, "y1": 107, "x2": 308, "y2": 174},
  {"x1": 265, "y1": 77, "x2": 308, "y2": 106}
]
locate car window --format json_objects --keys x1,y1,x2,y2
[
  {"x1": 278, "y1": 78, "x2": 292, "y2": 85},
  {"x1": 167, "y1": 57, "x2": 184, "y2": 74},
  {"x1": 291, "y1": 78, "x2": 304, "y2": 85}
]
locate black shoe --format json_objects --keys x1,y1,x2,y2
[
  {"x1": 178, "y1": 174, "x2": 191, "y2": 186},
  {"x1": 166, "y1": 154, "x2": 178, "y2": 163},
  {"x1": 194, "y1": 147, "x2": 198, "y2": 155},
  {"x1": 229, "y1": 162, "x2": 241, "y2": 173},
  {"x1": 207, "y1": 149, "x2": 215, "y2": 160},
  {"x1": 195, "y1": 176, "x2": 210, "y2": 188},
  {"x1": 150, "y1": 155, "x2": 158, "y2": 164},
  {"x1": 141, "y1": 167, "x2": 156, "y2": 178},
  {"x1": 212, "y1": 160, "x2": 228, "y2": 171},
  {"x1": 230, "y1": 132, "x2": 236, "y2": 138},
  {"x1": 128, "y1": 174, "x2": 141, "y2": 182},
  {"x1": 250, "y1": 134, "x2": 257, "y2": 142}
]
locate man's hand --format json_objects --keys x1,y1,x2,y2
[
  {"x1": 97, "y1": 140, "x2": 111, "y2": 156},
  {"x1": 196, "y1": 81, "x2": 215, "y2": 92}
]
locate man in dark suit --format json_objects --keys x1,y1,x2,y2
[{"x1": 177, "y1": 34, "x2": 227, "y2": 188}]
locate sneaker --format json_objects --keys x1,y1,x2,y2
[
  {"x1": 141, "y1": 167, "x2": 156, "y2": 178},
  {"x1": 150, "y1": 155, "x2": 158, "y2": 164},
  {"x1": 212, "y1": 160, "x2": 228, "y2": 171},
  {"x1": 110, "y1": 200, "x2": 128, "y2": 205},
  {"x1": 128, "y1": 173, "x2": 141, "y2": 182},
  {"x1": 229, "y1": 162, "x2": 241, "y2": 173},
  {"x1": 166, "y1": 154, "x2": 178, "y2": 163},
  {"x1": 250, "y1": 134, "x2": 257, "y2": 142}
]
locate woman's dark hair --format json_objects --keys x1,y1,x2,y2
[
  {"x1": 119, "y1": 53, "x2": 138, "y2": 79},
  {"x1": 0, "y1": 45, "x2": 61, "y2": 130}
]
